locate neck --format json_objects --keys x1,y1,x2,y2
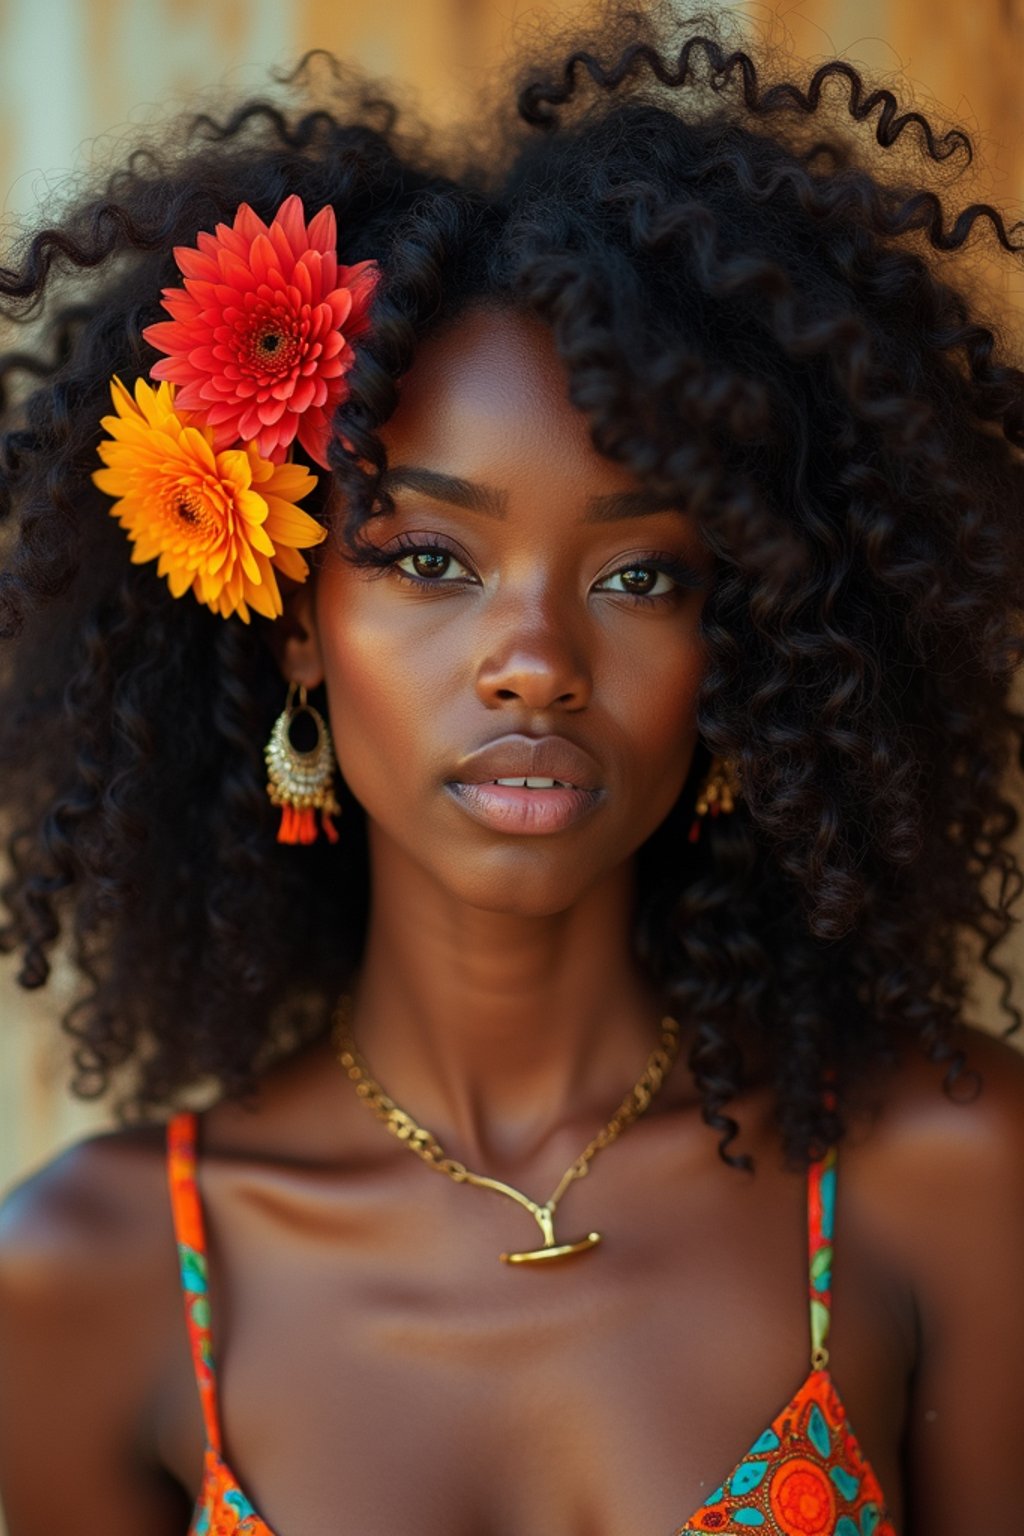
[{"x1": 347, "y1": 832, "x2": 674, "y2": 1172}]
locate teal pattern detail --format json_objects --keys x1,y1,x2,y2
[
  {"x1": 831, "y1": 1465, "x2": 860, "y2": 1500},
  {"x1": 731, "y1": 1462, "x2": 768, "y2": 1495},
  {"x1": 818, "y1": 1163, "x2": 836, "y2": 1240},
  {"x1": 225, "y1": 1489, "x2": 257, "y2": 1518},
  {"x1": 807, "y1": 1402, "x2": 831, "y2": 1458},
  {"x1": 810, "y1": 1242, "x2": 833, "y2": 1294},
  {"x1": 179, "y1": 1244, "x2": 208, "y2": 1294}
]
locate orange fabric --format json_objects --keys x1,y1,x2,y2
[{"x1": 166, "y1": 1114, "x2": 895, "y2": 1535}]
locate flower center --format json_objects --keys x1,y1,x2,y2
[
  {"x1": 247, "y1": 322, "x2": 301, "y2": 375},
  {"x1": 175, "y1": 489, "x2": 202, "y2": 523},
  {"x1": 166, "y1": 484, "x2": 212, "y2": 533}
]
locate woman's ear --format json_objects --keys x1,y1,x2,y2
[{"x1": 267, "y1": 578, "x2": 325, "y2": 690}]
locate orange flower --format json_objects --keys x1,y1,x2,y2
[
  {"x1": 142, "y1": 195, "x2": 378, "y2": 467},
  {"x1": 92, "y1": 377, "x2": 326, "y2": 623}
]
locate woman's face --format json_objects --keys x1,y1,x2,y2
[{"x1": 301, "y1": 305, "x2": 713, "y2": 915}]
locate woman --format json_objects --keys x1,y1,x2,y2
[{"x1": 1, "y1": 9, "x2": 1023, "y2": 1532}]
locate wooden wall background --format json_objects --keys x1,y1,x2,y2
[{"x1": 2, "y1": 0, "x2": 1023, "y2": 1205}]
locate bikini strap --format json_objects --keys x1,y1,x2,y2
[
  {"x1": 166, "y1": 1110, "x2": 222, "y2": 1453},
  {"x1": 807, "y1": 1144, "x2": 837, "y2": 1372}
]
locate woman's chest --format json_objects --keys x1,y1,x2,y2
[{"x1": 161, "y1": 1139, "x2": 910, "y2": 1535}]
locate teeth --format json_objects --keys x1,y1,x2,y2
[{"x1": 493, "y1": 777, "x2": 568, "y2": 789}]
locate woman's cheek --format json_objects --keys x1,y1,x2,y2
[{"x1": 314, "y1": 612, "x2": 438, "y2": 821}]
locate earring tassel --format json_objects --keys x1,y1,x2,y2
[
  {"x1": 277, "y1": 804, "x2": 317, "y2": 845},
  {"x1": 321, "y1": 809, "x2": 340, "y2": 844}
]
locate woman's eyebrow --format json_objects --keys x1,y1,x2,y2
[
  {"x1": 379, "y1": 466, "x2": 677, "y2": 522},
  {"x1": 381, "y1": 466, "x2": 507, "y2": 516}
]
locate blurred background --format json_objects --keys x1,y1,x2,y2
[{"x1": 2, "y1": 0, "x2": 1023, "y2": 1205}]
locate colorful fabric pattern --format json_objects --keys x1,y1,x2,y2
[
  {"x1": 166, "y1": 1113, "x2": 895, "y2": 1536},
  {"x1": 676, "y1": 1370, "x2": 891, "y2": 1533},
  {"x1": 809, "y1": 1146, "x2": 837, "y2": 1370},
  {"x1": 167, "y1": 1114, "x2": 272, "y2": 1535}
]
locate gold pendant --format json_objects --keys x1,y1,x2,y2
[
  {"x1": 501, "y1": 1231, "x2": 602, "y2": 1264},
  {"x1": 497, "y1": 1199, "x2": 601, "y2": 1264}
]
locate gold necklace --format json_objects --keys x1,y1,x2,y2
[{"x1": 331, "y1": 996, "x2": 682, "y2": 1266}]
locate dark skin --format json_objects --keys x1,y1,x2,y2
[{"x1": 2, "y1": 306, "x2": 1024, "y2": 1535}]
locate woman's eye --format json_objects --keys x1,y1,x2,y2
[
  {"x1": 597, "y1": 564, "x2": 680, "y2": 599},
  {"x1": 394, "y1": 547, "x2": 471, "y2": 582}
]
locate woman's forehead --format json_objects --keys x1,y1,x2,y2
[{"x1": 378, "y1": 306, "x2": 644, "y2": 499}]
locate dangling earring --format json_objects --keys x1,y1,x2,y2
[
  {"x1": 688, "y1": 756, "x2": 741, "y2": 844},
  {"x1": 264, "y1": 681, "x2": 341, "y2": 845}
]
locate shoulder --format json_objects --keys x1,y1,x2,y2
[
  {"x1": 0, "y1": 1125, "x2": 200, "y2": 1528},
  {"x1": 848, "y1": 1024, "x2": 1024, "y2": 1183},
  {"x1": 838, "y1": 1026, "x2": 1024, "y2": 1293},
  {"x1": 835, "y1": 1037, "x2": 1024, "y2": 1525},
  {"x1": 0, "y1": 1122, "x2": 173, "y2": 1289},
  {"x1": 0, "y1": 1121, "x2": 181, "y2": 1384}
]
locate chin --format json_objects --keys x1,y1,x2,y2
[{"x1": 432, "y1": 847, "x2": 612, "y2": 917}]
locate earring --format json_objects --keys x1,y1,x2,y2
[
  {"x1": 264, "y1": 681, "x2": 341, "y2": 845},
  {"x1": 688, "y1": 756, "x2": 741, "y2": 844}
]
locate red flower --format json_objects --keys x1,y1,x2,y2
[{"x1": 143, "y1": 195, "x2": 378, "y2": 467}]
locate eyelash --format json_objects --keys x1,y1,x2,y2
[{"x1": 361, "y1": 533, "x2": 705, "y2": 607}]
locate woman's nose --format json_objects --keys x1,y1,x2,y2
[{"x1": 473, "y1": 594, "x2": 592, "y2": 712}]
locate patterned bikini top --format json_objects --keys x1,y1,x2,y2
[{"x1": 166, "y1": 1110, "x2": 896, "y2": 1535}]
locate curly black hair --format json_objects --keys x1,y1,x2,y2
[{"x1": 2, "y1": 4, "x2": 1023, "y2": 1165}]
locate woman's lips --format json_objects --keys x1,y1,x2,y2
[
  {"x1": 447, "y1": 734, "x2": 605, "y2": 833},
  {"x1": 445, "y1": 781, "x2": 604, "y2": 835}
]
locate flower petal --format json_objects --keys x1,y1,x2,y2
[
  {"x1": 263, "y1": 496, "x2": 328, "y2": 548},
  {"x1": 271, "y1": 542, "x2": 313, "y2": 581}
]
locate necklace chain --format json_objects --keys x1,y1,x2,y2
[{"x1": 330, "y1": 996, "x2": 682, "y2": 1264}]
